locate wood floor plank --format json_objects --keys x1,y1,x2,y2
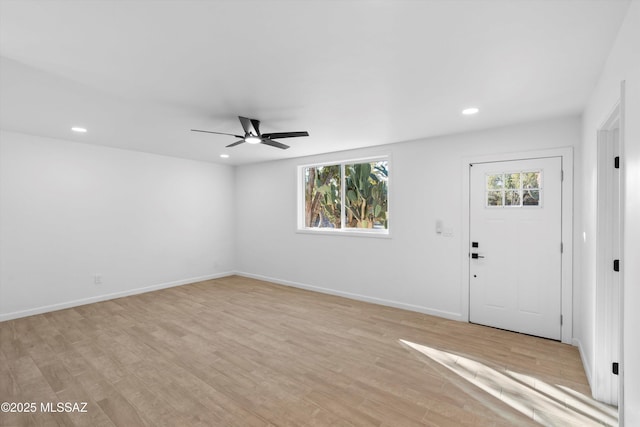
[{"x1": 0, "y1": 275, "x2": 606, "y2": 426}]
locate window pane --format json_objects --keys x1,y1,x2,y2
[
  {"x1": 505, "y1": 190, "x2": 521, "y2": 206},
  {"x1": 304, "y1": 165, "x2": 341, "y2": 228},
  {"x1": 504, "y1": 173, "x2": 520, "y2": 189},
  {"x1": 344, "y1": 161, "x2": 388, "y2": 229},
  {"x1": 487, "y1": 190, "x2": 503, "y2": 206},
  {"x1": 523, "y1": 189, "x2": 540, "y2": 206},
  {"x1": 487, "y1": 174, "x2": 503, "y2": 189},
  {"x1": 522, "y1": 171, "x2": 540, "y2": 189}
]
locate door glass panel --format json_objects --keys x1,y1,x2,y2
[
  {"x1": 522, "y1": 171, "x2": 540, "y2": 189},
  {"x1": 505, "y1": 190, "x2": 521, "y2": 206},
  {"x1": 504, "y1": 173, "x2": 520, "y2": 189},
  {"x1": 523, "y1": 190, "x2": 540, "y2": 206},
  {"x1": 487, "y1": 174, "x2": 503, "y2": 189},
  {"x1": 485, "y1": 170, "x2": 542, "y2": 208},
  {"x1": 487, "y1": 191, "x2": 503, "y2": 206}
]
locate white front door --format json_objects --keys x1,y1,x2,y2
[{"x1": 469, "y1": 157, "x2": 562, "y2": 340}]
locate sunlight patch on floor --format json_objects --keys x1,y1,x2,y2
[{"x1": 400, "y1": 339, "x2": 617, "y2": 426}]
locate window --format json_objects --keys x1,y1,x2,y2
[
  {"x1": 486, "y1": 170, "x2": 541, "y2": 207},
  {"x1": 304, "y1": 164, "x2": 342, "y2": 228},
  {"x1": 301, "y1": 157, "x2": 389, "y2": 234}
]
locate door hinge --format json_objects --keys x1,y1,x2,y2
[
  {"x1": 560, "y1": 242, "x2": 563, "y2": 253},
  {"x1": 613, "y1": 362, "x2": 619, "y2": 375},
  {"x1": 615, "y1": 156, "x2": 620, "y2": 169},
  {"x1": 614, "y1": 259, "x2": 620, "y2": 272},
  {"x1": 561, "y1": 170, "x2": 564, "y2": 181},
  {"x1": 560, "y1": 315, "x2": 563, "y2": 325}
]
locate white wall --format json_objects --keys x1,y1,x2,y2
[
  {"x1": 579, "y1": 1, "x2": 640, "y2": 423},
  {"x1": 0, "y1": 130, "x2": 235, "y2": 320},
  {"x1": 235, "y1": 116, "x2": 580, "y2": 321}
]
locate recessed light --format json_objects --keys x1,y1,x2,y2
[
  {"x1": 71, "y1": 127, "x2": 87, "y2": 133},
  {"x1": 220, "y1": 154, "x2": 230, "y2": 159},
  {"x1": 462, "y1": 107, "x2": 479, "y2": 115}
]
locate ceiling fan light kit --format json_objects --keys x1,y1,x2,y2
[
  {"x1": 244, "y1": 135, "x2": 261, "y2": 144},
  {"x1": 191, "y1": 116, "x2": 309, "y2": 150}
]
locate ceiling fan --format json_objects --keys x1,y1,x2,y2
[{"x1": 191, "y1": 116, "x2": 309, "y2": 150}]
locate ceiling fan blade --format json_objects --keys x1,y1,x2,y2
[
  {"x1": 261, "y1": 138, "x2": 289, "y2": 150},
  {"x1": 250, "y1": 118, "x2": 261, "y2": 136},
  {"x1": 226, "y1": 140, "x2": 245, "y2": 148},
  {"x1": 238, "y1": 116, "x2": 259, "y2": 136},
  {"x1": 261, "y1": 131, "x2": 309, "y2": 139},
  {"x1": 191, "y1": 129, "x2": 243, "y2": 138}
]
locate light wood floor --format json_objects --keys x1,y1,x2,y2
[{"x1": 0, "y1": 276, "x2": 612, "y2": 426}]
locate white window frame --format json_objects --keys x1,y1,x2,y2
[{"x1": 297, "y1": 155, "x2": 391, "y2": 238}]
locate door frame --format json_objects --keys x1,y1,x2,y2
[
  {"x1": 461, "y1": 147, "x2": 574, "y2": 344},
  {"x1": 594, "y1": 97, "x2": 624, "y2": 406}
]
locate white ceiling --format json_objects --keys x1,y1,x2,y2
[{"x1": 0, "y1": 0, "x2": 630, "y2": 165}]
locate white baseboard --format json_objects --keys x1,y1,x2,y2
[
  {"x1": 234, "y1": 271, "x2": 464, "y2": 322},
  {"x1": 573, "y1": 337, "x2": 594, "y2": 392},
  {"x1": 0, "y1": 271, "x2": 234, "y2": 322}
]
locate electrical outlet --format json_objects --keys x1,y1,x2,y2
[{"x1": 94, "y1": 274, "x2": 102, "y2": 285}]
